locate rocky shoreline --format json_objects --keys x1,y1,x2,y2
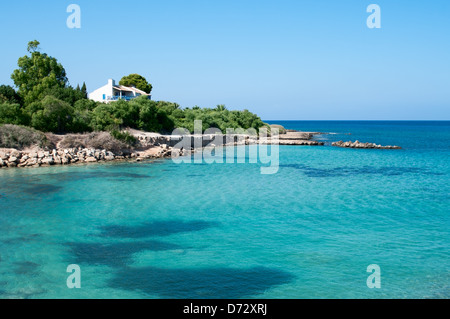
[
  {"x1": 1, "y1": 131, "x2": 401, "y2": 170},
  {"x1": 0, "y1": 128, "x2": 326, "y2": 169},
  {"x1": 0, "y1": 144, "x2": 174, "y2": 169},
  {"x1": 332, "y1": 140, "x2": 402, "y2": 149}
]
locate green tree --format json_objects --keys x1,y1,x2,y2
[
  {"x1": 81, "y1": 82, "x2": 88, "y2": 98},
  {"x1": 30, "y1": 96, "x2": 73, "y2": 133},
  {"x1": 119, "y1": 74, "x2": 152, "y2": 94},
  {"x1": 90, "y1": 104, "x2": 122, "y2": 131},
  {"x1": 11, "y1": 40, "x2": 68, "y2": 104},
  {"x1": 0, "y1": 103, "x2": 29, "y2": 125},
  {"x1": 0, "y1": 85, "x2": 22, "y2": 105}
]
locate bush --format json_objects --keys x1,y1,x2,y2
[
  {"x1": 59, "y1": 132, "x2": 130, "y2": 153},
  {"x1": 0, "y1": 124, "x2": 49, "y2": 149},
  {"x1": 90, "y1": 103, "x2": 122, "y2": 131},
  {"x1": 30, "y1": 96, "x2": 73, "y2": 133},
  {"x1": 110, "y1": 130, "x2": 138, "y2": 147},
  {"x1": 0, "y1": 103, "x2": 29, "y2": 125}
]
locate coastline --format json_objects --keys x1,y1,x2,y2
[
  {"x1": 0, "y1": 126, "x2": 404, "y2": 170},
  {"x1": 0, "y1": 129, "x2": 324, "y2": 169}
]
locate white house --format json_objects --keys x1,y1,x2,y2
[{"x1": 88, "y1": 79, "x2": 151, "y2": 103}]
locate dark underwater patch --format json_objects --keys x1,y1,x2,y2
[
  {"x1": 98, "y1": 220, "x2": 218, "y2": 239},
  {"x1": 280, "y1": 164, "x2": 444, "y2": 177},
  {"x1": 13, "y1": 261, "x2": 40, "y2": 275},
  {"x1": 67, "y1": 240, "x2": 182, "y2": 267},
  {"x1": 2, "y1": 234, "x2": 42, "y2": 244},
  {"x1": 110, "y1": 266, "x2": 294, "y2": 299},
  {"x1": 24, "y1": 184, "x2": 63, "y2": 195},
  {"x1": 31, "y1": 171, "x2": 152, "y2": 184}
]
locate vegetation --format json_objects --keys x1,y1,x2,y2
[
  {"x1": 0, "y1": 40, "x2": 267, "y2": 142},
  {"x1": 0, "y1": 124, "x2": 49, "y2": 149},
  {"x1": 119, "y1": 74, "x2": 152, "y2": 94},
  {"x1": 59, "y1": 132, "x2": 130, "y2": 153}
]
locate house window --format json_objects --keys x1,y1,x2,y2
[{"x1": 103, "y1": 94, "x2": 106, "y2": 100}]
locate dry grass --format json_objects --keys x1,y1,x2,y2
[
  {"x1": 0, "y1": 124, "x2": 50, "y2": 150},
  {"x1": 59, "y1": 132, "x2": 131, "y2": 153}
]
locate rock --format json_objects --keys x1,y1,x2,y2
[
  {"x1": 53, "y1": 155, "x2": 62, "y2": 165},
  {"x1": 10, "y1": 150, "x2": 21, "y2": 158},
  {"x1": 41, "y1": 157, "x2": 55, "y2": 165},
  {"x1": 8, "y1": 156, "x2": 18, "y2": 163},
  {"x1": 85, "y1": 157, "x2": 97, "y2": 163},
  {"x1": 7, "y1": 161, "x2": 17, "y2": 167},
  {"x1": 332, "y1": 140, "x2": 401, "y2": 149},
  {"x1": 104, "y1": 156, "x2": 115, "y2": 161},
  {"x1": 26, "y1": 159, "x2": 37, "y2": 166}
]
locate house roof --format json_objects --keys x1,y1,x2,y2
[{"x1": 113, "y1": 85, "x2": 150, "y2": 95}]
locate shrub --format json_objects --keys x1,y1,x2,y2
[
  {"x1": 84, "y1": 132, "x2": 130, "y2": 153},
  {"x1": 59, "y1": 132, "x2": 130, "y2": 153},
  {"x1": 0, "y1": 103, "x2": 29, "y2": 125},
  {"x1": 0, "y1": 124, "x2": 49, "y2": 149},
  {"x1": 110, "y1": 130, "x2": 138, "y2": 147},
  {"x1": 30, "y1": 95, "x2": 73, "y2": 133}
]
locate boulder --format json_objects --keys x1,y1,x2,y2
[
  {"x1": 10, "y1": 150, "x2": 22, "y2": 158},
  {"x1": 26, "y1": 159, "x2": 38, "y2": 166},
  {"x1": 85, "y1": 157, "x2": 97, "y2": 163},
  {"x1": 7, "y1": 161, "x2": 17, "y2": 167},
  {"x1": 41, "y1": 157, "x2": 55, "y2": 165}
]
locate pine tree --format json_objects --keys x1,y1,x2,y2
[{"x1": 81, "y1": 82, "x2": 87, "y2": 98}]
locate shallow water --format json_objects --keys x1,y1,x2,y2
[{"x1": 0, "y1": 121, "x2": 449, "y2": 298}]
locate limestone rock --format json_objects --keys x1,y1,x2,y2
[
  {"x1": 332, "y1": 140, "x2": 401, "y2": 149},
  {"x1": 85, "y1": 157, "x2": 97, "y2": 163}
]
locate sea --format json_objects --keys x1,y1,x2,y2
[{"x1": 0, "y1": 121, "x2": 448, "y2": 299}]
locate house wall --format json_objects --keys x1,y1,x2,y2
[
  {"x1": 88, "y1": 79, "x2": 115, "y2": 102},
  {"x1": 88, "y1": 79, "x2": 152, "y2": 102}
]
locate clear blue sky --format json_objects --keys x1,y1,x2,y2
[{"x1": 0, "y1": 0, "x2": 449, "y2": 120}]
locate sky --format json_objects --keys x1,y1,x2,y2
[{"x1": 0, "y1": 0, "x2": 449, "y2": 120}]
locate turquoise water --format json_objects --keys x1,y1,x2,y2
[{"x1": 0, "y1": 121, "x2": 449, "y2": 299}]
